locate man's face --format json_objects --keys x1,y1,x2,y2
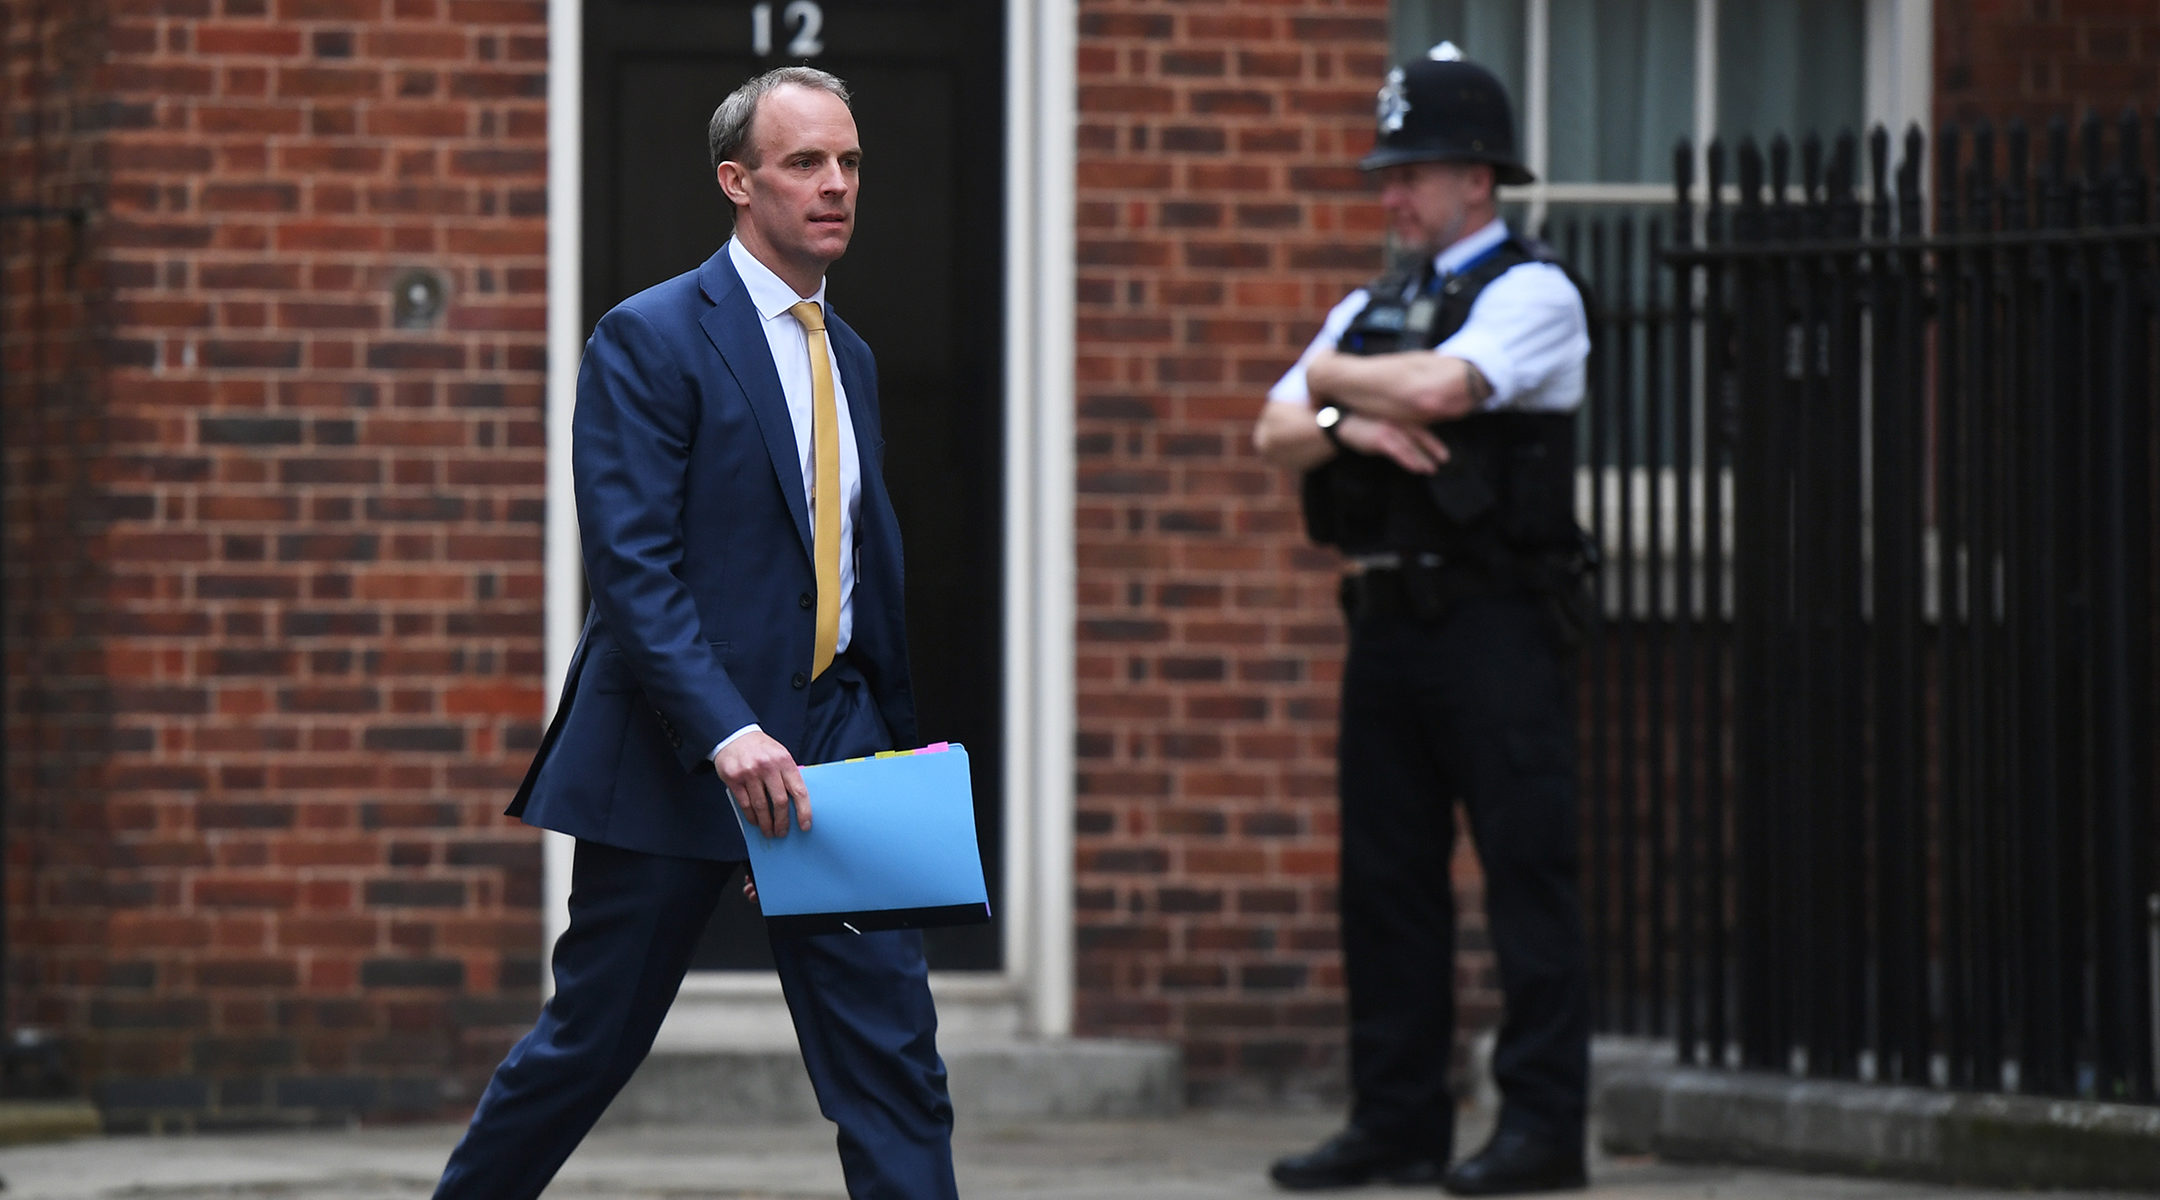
[
  {"x1": 1373, "y1": 160, "x2": 1492, "y2": 255},
  {"x1": 719, "y1": 84, "x2": 861, "y2": 277}
]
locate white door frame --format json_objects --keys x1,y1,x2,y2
[{"x1": 542, "y1": 0, "x2": 1076, "y2": 1045}]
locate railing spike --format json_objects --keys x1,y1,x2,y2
[
  {"x1": 2080, "y1": 109, "x2": 2105, "y2": 177},
  {"x1": 1971, "y1": 120, "x2": 1997, "y2": 232},
  {"x1": 2118, "y1": 108, "x2": 2145, "y2": 223},
  {"x1": 2004, "y1": 121, "x2": 2031, "y2": 231},
  {"x1": 1707, "y1": 140, "x2": 1728, "y2": 243},
  {"x1": 1936, "y1": 122, "x2": 1962, "y2": 233},
  {"x1": 2080, "y1": 109, "x2": 2106, "y2": 223},
  {"x1": 1674, "y1": 140, "x2": 1697, "y2": 248},
  {"x1": 1868, "y1": 128, "x2": 1891, "y2": 238},
  {"x1": 1737, "y1": 139, "x2": 1765, "y2": 242},
  {"x1": 2043, "y1": 116, "x2": 2070, "y2": 228},
  {"x1": 1896, "y1": 126, "x2": 1924, "y2": 238}
]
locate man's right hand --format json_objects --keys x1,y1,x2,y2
[{"x1": 713, "y1": 731, "x2": 811, "y2": 838}]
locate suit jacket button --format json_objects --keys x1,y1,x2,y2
[
  {"x1": 799, "y1": 592, "x2": 813, "y2": 610},
  {"x1": 792, "y1": 672, "x2": 808, "y2": 689}
]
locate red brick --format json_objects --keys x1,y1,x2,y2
[
  {"x1": 364, "y1": 105, "x2": 472, "y2": 138},
  {"x1": 195, "y1": 24, "x2": 304, "y2": 56},
  {"x1": 277, "y1": 0, "x2": 383, "y2": 18},
  {"x1": 364, "y1": 29, "x2": 471, "y2": 59},
  {"x1": 275, "y1": 66, "x2": 382, "y2": 98}
]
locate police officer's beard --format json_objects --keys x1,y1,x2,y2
[{"x1": 1388, "y1": 208, "x2": 1471, "y2": 262}]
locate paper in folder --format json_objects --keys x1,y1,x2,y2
[{"x1": 736, "y1": 742, "x2": 992, "y2": 937}]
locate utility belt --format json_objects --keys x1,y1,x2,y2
[
  {"x1": 1339, "y1": 558, "x2": 1501, "y2": 624},
  {"x1": 1339, "y1": 543, "x2": 1597, "y2": 647}
]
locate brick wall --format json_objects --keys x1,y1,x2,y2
[
  {"x1": 1070, "y1": 0, "x2": 1504, "y2": 1105},
  {"x1": 1937, "y1": 0, "x2": 2160, "y2": 127},
  {"x1": 3, "y1": 0, "x2": 550, "y2": 1129}
]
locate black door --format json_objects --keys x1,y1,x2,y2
[{"x1": 583, "y1": 0, "x2": 1005, "y2": 971}]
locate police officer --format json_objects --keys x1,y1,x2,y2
[{"x1": 1253, "y1": 45, "x2": 1592, "y2": 1196}]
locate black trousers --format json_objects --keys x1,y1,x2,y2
[{"x1": 1337, "y1": 593, "x2": 1589, "y2": 1157}]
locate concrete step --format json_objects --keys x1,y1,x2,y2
[
  {"x1": 1599, "y1": 1060, "x2": 2160, "y2": 1192},
  {"x1": 0, "y1": 1098, "x2": 101, "y2": 1146},
  {"x1": 598, "y1": 1038, "x2": 1182, "y2": 1129}
]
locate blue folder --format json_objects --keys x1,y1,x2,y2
[{"x1": 735, "y1": 742, "x2": 993, "y2": 937}]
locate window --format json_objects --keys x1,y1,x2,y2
[{"x1": 1391, "y1": 0, "x2": 1932, "y2": 221}]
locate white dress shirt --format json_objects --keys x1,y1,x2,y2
[
  {"x1": 1267, "y1": 218, "x2": 1589, "y2": 414},
  {"x1": 713, "y1": 237, "x2": 864, "y2": 757}
]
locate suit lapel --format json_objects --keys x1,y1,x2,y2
[{"x1": 696, "y1": 249, "x2": 813, "y2": 560}]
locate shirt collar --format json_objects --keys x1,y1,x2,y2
[
  {"x1": 728, "y1": 236, "x2": 829, "y2": 321},
  {"x1": 1432, "y1": 217, "x2": 1509, "y2": 279}
]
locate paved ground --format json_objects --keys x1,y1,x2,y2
[{"x1": 0, "y1": 1108, "x2": 2148, "y2": 1200}]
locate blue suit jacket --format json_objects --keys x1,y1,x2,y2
[{"x1": 509, "y1": 248, "x2": 918, "y2": 861}]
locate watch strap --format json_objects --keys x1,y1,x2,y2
[{"x1": 1315, "y1": 405, "x2": 1347, "y2": 449}]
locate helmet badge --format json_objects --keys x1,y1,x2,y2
[{"x1": 1377, "y1": 67, "x2": 1409, "y2": 134}]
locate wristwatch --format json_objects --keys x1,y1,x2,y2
[{"x1": 1314, "y1": 404, "x2": 1347, "y2": 449}]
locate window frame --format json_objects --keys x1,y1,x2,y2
[{"x1": 1400, "y1": 0, "x2": 1934, "y2": 224}]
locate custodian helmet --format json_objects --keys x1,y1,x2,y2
[{"x1": 1359, "y1": 44, "x2": 1535, "y2": 186}]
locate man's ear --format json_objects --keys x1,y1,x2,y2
[
  {"x1": 716, "y1": 161, "x2": 751, "y2": 206},
  {"x1": 1469, "y1": 162, "x2": 1497, "y2": 204}
]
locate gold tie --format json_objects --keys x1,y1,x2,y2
[{"x1": 789, "y1": 300, "x2": 842, "y2": 679}]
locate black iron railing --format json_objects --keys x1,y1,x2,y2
[{"x1": 1576, "y1": 113, "x2": 2159, "y2": 1105}]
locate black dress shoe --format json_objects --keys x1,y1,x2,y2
[
  {"x1": 1268, "y1": 1126, "x2": 1447, "y2": 1190},
  {"x1": 1442, "y1": 1129, "x2": 1586, "y2": 1196}
]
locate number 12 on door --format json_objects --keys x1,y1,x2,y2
[{"x1": 752, "y1": 1, "x2": 826, "y2": 59}]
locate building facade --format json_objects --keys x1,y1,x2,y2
[{"x1": 1, "y1": 0, "x2": 2152, "y2": 1126}]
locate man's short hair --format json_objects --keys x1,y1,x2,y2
[{"x1": 708, "y1": 66, "x2": 851, "y2": 170}]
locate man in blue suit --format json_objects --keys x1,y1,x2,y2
[{"x1": 431, "y1": 67, "x2": 957, "y2": 1200}]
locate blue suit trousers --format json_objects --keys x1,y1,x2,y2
[{"x1": 434, "y1": 663, "x2": 957, "y2": 1200}]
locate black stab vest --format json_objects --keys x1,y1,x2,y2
[{"x1": 1300, "y1": 237, "x2": 1585, "y2": 563}]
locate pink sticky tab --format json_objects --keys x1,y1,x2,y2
[{"x1": 920, "y1": 742, "x2": 950, "y2": 754}]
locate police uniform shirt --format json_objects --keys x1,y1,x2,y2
[{"x1": 1267, "y1": 218, "x2": 1589, "y2": 414}]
